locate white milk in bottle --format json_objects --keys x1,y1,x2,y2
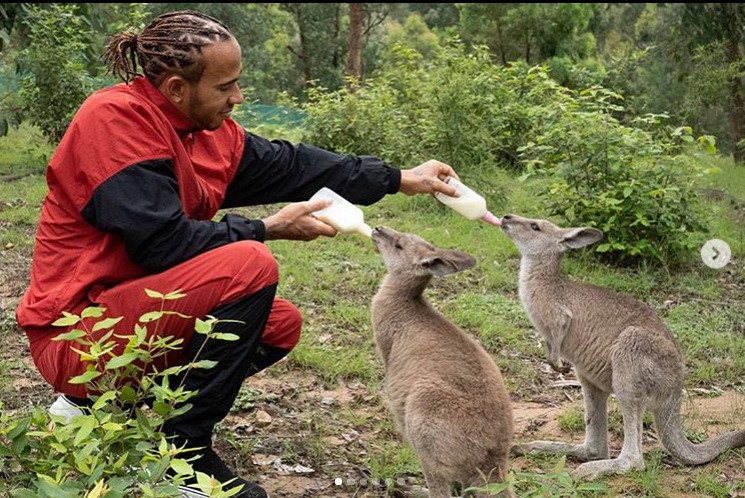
[
  {"x1": 434, "y1": 177, "x2": 502, "y2": 226},
  {"x1": 309, "y1": 187, "x2": 373, "y2": 237}
]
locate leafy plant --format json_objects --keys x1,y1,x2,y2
[
  {"x1": 0, "y1": 289, "x2": 243, "y2": 497},
  {"x1": 521, "y1": 98, "x2": 716, "y2": 266}
]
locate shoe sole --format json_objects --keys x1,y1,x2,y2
[{"x1": 179, "y1": 486, "x2": 209, "y2": 498}]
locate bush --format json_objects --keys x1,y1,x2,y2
[
  {"x1": 302, "y1": 38, "x2": 713, "y2": 266},
  {"x1": 0, "y1": 289, "x2": 241, "y2": 497},
  {"x1": 521, "y1": 96, "x2": 715, "y2": 266}
]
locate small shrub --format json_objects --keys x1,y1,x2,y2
[
  {"x1": 0, "y1": 289, "x2": 242, "y2": 497},
  {"x1": 521, "y1": 101, "x2": 715, "y2": 266}
]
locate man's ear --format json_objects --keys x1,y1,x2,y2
[{"x1": 160, "y1": 75, "x2": 188, "y2": 105}]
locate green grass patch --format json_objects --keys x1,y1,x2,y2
[
  {"x1": 558, "y1": 407, "x2": 585, "y2": 435},
  {"x1": 364, "y1": 440, "x2": 421, "y2": 481},
  {"x1": 663, "y1": 302, "x2": 745, "y2": 388},
  {"x1": 0, "y1": 122, "x2": 54, "y2": 176},
  {"x1": 623, "y1": 449, "x2": 665, "y2": 497}
]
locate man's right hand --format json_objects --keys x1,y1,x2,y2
[{"x1": 262, "y1": 199, "x2": 338, "y2": 241}]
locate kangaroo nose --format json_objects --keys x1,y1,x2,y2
[{"x1": 502, "y1": 214, "x2": 513, "y2": 220}]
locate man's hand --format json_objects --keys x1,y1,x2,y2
[
  {"x1": 399, "y1": 159, "x2": 459, "y2": 197},
  {"x1": 262, "y1": 199, "x2": 338, "y2": 241}
]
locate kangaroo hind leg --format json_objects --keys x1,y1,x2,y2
[{"x1": 513, "y1": 378, "x2": 609, "y2": 462}]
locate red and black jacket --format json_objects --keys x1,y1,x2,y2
[{"x1": 17, "y1": 76, "x2": 400, "y2": 330}]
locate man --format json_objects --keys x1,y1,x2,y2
[{"x1": 16, "y1": 10, "x2": 459, "y2": 498}]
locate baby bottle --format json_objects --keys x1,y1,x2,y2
[
  {"x1": 434, "y1": 177, "x2": 502, "y2": 226},
  {"x1": 309, "y1": 187, "x2": 373, "y2": 237}
]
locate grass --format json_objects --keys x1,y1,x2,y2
[{"x1": 1, "y1": 122, "x2": 744, "y2": 496}]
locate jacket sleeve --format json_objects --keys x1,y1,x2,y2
[
  {"x1": 81, "y1": 159, "x2": 265, "y2": 272},
  {"x1": 221, "y1": 132, "x2": 402, "y2": 208}
]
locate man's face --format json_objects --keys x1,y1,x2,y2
[{"x1": 182, "y1": 38, "x2": 244, "y2": 131}]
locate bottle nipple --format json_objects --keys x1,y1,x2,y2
[
  {"x1": 357, "y1": 223, "x2": 373, "y2": 237},
  {"x1": 481, "y1": 211, "x2": 502, "y2": 226}
]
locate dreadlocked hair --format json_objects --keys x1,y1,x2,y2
[{"x1": 103, "y1": 10, "x2": 234, "y2": 85}]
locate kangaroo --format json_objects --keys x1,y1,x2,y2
[
  {"x1": 500, "y1": 213, "x2": 745, "y2": 479},
  {"x1": 370, "y1": 226, "x2": 515, "y2": 498}
]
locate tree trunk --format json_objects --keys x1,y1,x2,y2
[
  {"x1": 347, "y1": 3, "x2": 363, "y2": 91},
  {"x1": 286, "y1": 5, "x2": 313, "y2": 85},
  {"x1": 725, "y1": 33, "x2": 745, "y2": 163}
]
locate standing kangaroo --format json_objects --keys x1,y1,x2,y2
[
  {"x1": 500, "y1": 213, "x2": 745, "y2": 479},
  {"x1": 370, "y1": 226, "x2": 515, "y2": 498}
]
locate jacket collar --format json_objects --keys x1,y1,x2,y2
[{"x1": 130, "y1": 76, "x2": 200, "y2": 137}]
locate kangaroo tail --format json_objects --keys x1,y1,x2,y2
[{"x1": 653, "y1": 393, "x2": 745, "y2": 465}]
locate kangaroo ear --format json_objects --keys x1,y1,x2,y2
[
  {"x1": 560, "y1": 227, "x2": 603, "y2": 249},
  {"x1": 420, "y1": 250, "x2": 477, "y2": 276}
]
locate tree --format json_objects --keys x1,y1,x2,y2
[
  {"x1": 347, "y1": 3, "x2": 362, "y2": 88},
  {"x1": 18, "y1": 4, "x2": 97, "y2": 142},
  {"x1": 682, "y1": 3, "x2": 745, "y2": 163},
  {"x1": 282, "y1": 3, "x2": 345, "y2": 92},
  {"x1": 457, "y1": 3, "x2": 597, "y2": 65}
]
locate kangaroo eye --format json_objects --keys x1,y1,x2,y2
[
  {"x1": 394, "y1": 242, "x2": 403, "y2": 249},
  {"x1": 530, "y1": 223, "x2": 541, "y2": 231}
]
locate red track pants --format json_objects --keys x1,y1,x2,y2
[{"x1": 26, "y1": 241, "x2": 302, "y2": 398}]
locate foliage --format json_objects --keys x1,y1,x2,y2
[
  {"x1": 17, "y1": 4, "x2": 97, "y2": 142},
  {"x1": 522, "y1": 100, "x2": 715, "y2": 266},
  {"x1": 0, "y1": 289, "x2": 242, "y2": 497},
  {"x1": 303, "y1": 38, "x2": 712, "y2": 265},
  {"x1": 457, "y1": 3, "x2": 598, "y2": 65}
]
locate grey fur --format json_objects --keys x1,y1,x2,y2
[
  {"x1": 501, "y1": 213, "x2": 745, "y2": 479},
  {"x1": 370, "y1": 226, "x2": 515, "y2": 498}
]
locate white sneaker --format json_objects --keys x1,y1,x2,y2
[{"x1": 48, "y1": 394, "x2": 85, "y2": 422}]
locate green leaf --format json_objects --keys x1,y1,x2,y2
[
  {"x1": 196, "y1": 471, "x2": 217, "y2": 492},
  {"x1": 101, "y1": 422, "x2": 124, "y2": 431},
  {"x1": 92, "y1": 316, "x2": 124, "y2": 332},
  {"x1": 105, "y1": 352, "x2": 139, "y2": 370},
  {"x1": 596, "y1": 243, "x2": 611, "y2": 252},
  {"x1": 91, "y1": 390, "x2": 117, "y2": 410},
  {"x1": 70, "y1": 346, "x2": 97, "y2": 362},
  {"x1": 134, "y1": 323, "x2": 148, "y2": 342},
  {"x1": 170, "y1": 458, "x2": 194, "y2": 476},
  {"x1": 152, "y1": 400, "x2": 171, "y2": 417},
  {"x1": 145, "y1": 289, "x2": 164, "y2": 299},
  {"x1": 73, "y1": 415, "x2": 96, "y2": 445},
  {"x1": 211, "y1": 332, "x2": 240, "y2": 342},
  {"x1": 52, "y1": 329, "x2": 87, "y2": 342},
  {"x1": 81, "y1": 307, "x2": 106, "y2": 319},
  {"x1": 192, "y1": 360, "x2": 218, "y2": 370},
  {"x1": 194, "y1": 318, "x2": 214, "y2": 335},
  {"x1": 68, "y1": 370, "x2": 102, "y2": 384},
  {"x1": 52, "y1": 312, "x2": 80, "y2": 327},
  {"x1": 164, "y1": 289, "x2": 187, "y2": 300},
  {"x1": 139, "y1": 311, "x2": 164, "y2": 323},
  {"x1": 119, "y1": 385, "x2": 137, "y2": 403}
]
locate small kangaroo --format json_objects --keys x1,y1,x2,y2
[
  {"x1": 500, "y1": 213, "x2": 745, "y2": 479},
  {"x1": 370, "y1": 226, "x2": 515, "y2": 498}
]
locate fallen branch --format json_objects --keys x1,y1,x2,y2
[{"x1": 0, "y1": 169, "x2": 45, "y2": 182}]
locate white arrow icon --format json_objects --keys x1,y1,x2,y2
[{"x1": 700, "y1": 239, "x2": 731, "y2": 269}]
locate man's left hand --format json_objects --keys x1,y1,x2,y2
[{"x1": 399, "y1": 159, "x2": 459, "y2": 197}]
